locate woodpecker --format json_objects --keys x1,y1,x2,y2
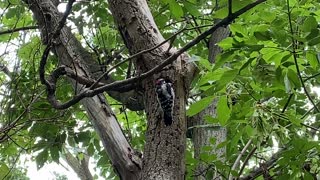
[{"x1": 155, "y1": 78, "x2": 175, "y2": 126}]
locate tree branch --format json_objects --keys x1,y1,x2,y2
[
  {"x1": 229, "y1": 139, "x2": 252, "y2": 180},
  {"x1": 240, "y1": 149, "x2": 283, "y2": 180},
  {"x1": 286, "y1": 0, "x2": 320, "y2": 113},
  {"x1": 0, "y1": 26, "x2": 38, "y2": 36},
  {"x1": 23, "y1": 0, "x2": 143, "y2": 178},
  {"x1": 43, "y1": 0, "x2": 267, "y2": 109},
  {"x1": 0, "y1": 63, "x2": 11, "y2": 77},
  {"x1": 39, "y1": 0, "x2": 75, "y2": 88}
]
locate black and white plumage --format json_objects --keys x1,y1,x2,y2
[{"x1": 155, "y1": 78, "x2": 175, "y2": 126}]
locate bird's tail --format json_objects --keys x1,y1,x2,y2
[{"x1": 163, "y1": 111, "x2": 173, "y2": 126}]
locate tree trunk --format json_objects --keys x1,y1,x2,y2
[
  {"x1": 22, "y1": 0, "x2": 142, "y2": 179},
  {"x1": 191, "y1": 26, "x2": 229, "y2": 180},
  {"x1": 23, "y1": 0, "x2": 197, "y2": 179},
  {"x1": 107, "y1": 0, "x2": 194, "y2": 179}
]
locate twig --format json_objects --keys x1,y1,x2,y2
[
  {"x1": 300, "y1": 122, "x2": 320, "y2": 132},
  {"x1": 89, "y1": 26, "x2": 188, "y2": 89},
  {"x1": 89, "y1": 24, "x2": 213, "y2": 89},
  {"x1": 0, "y1": 26, "x2": 38, "y2": 35},
  {"x1": 228, "y1": 0, "x2": 233, "y2": 15},
  {"x1": 286, "y1": 0, "x2": 319, "y2": 113},
  {"x1": 190, "y1": 16, "x2": 209, "y2": 47},
  {"x1": 281, "y1": 93, "x2": 293, "y2": 113},
  {"x1": 5, "y1": 133, "x2": 27, "y2": 151},
  {"x1": 2, "y1": 148, "x2": 24, "y2": 180},
  {"x1": 240, "y1": 149, "x2": 283, "y2": 180},
  {"x1": 237, "y1": 146, "x2": 257, "y2": 179},
  {"x1": 301, "y1": 101, "x2": 320, "y2": 119},
  {"x1": 303, "y1": 72, "x2": 320, "y2": 82},
  {"x1": 229, "y1": 139, "x2": 252, "y2": 180}
]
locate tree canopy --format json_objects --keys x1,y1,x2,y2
[{"x1": 0, "y1": 0, "x2": 320, "y2": 179}]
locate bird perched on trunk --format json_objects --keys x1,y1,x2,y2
[{"x1": 155, "y1": 78, "x2": 175, "y2": 126}]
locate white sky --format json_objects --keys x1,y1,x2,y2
[{"x1": 26, "y1": 159, "x2": 79, "y2": 180}]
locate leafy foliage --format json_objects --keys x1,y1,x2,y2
[{"x1": 186, "y1": 0, "x2": 320, "y2": 178}]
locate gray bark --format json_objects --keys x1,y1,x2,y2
[
  {"x1": 22, "y1": 0, "x2": 142, "y2": 179},
  {"x1": 107, "y1": 0, "x2": 195, "y2": 179},
  {"x1": 208, "y1": 27, "x2": 230, "y2": 64},
  {"x1": 191, "y1": 26, "x2": 230, "y2": 180}
]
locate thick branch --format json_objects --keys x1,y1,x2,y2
[{"x1": 22, "y1": 0, "x2": 142, "y2": 178}]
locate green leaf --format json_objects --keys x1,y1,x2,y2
[
  {"x1": 36, "y1": 149, "x2": 48, "y2": 169},
  {"x1": 217, "y1": 37, "x2": 234, "y2": 50},
  {"x1": 287, "y1": 68, "x2": 300, "y2": 88},
  {"x1": 204, "y1": 69, "x2": 238, "y2": 95},
  {"x1": 230, "y1": 24, "x2": 248, "y2": 37},
  {"x1": 187, "y1": 96, "x2": 214, "y2": 116},
  {"x1": 198, "y1": 69, "x2": 225, "y2": 86},
  {"x1": 204, "y1": 115, "x2": 219, "y2": 124},
  {"x1": 30, "y1": 123, "x2": 59, "y2": 138},
  {"x1": 6, "y1": 8, "x2": 17, "y2": 19},
  {"x1": 304, "y1": 172, "x2": 315, "y2": 180},
  {"x1": 305, "y1": 29, "x2": 319, "y2": 40},
  {"x1": 183, "y1": 1, "x2": 200, "y2": 16},
  {"x1": 213, "y1": 6, "x2": 228, "y2": 19},
  {"x1": 0, "y1": 163, "x2": 9, "y2": 179},
  {"x1": 217, "y1": 96, "x2": 231, "y2": 126},
  {"x1": 306, "y1": 52, "x2": 318, "y2": 69},
  {"x1": 245, "y1": 125, "x2": 256, "y2": 137},
  {"x1": 287, "y1": 109, "x2": 301, "y2": 126},
  {"x1": 193, "y1": 56, "x2": 212, "y2": 70},
  {"x1": 254, "y1": 31, "x2": 271, "y2": 41},
  {"x1": 308, "y1": 36, "x2": 320, "y2": 46},
  {"x1": 239, "y1": 57, "x2": 254, "y2": 73},
  {"x1": 168, "y1": 0, "x2": 183, "y2": 19},
  {"x1": 216, "y1": 141, "x2": 228, "y2": 149},
  {"x1": 302, "y1": 16, "x2": 318, "y2": 32},
  {"x1": 75, "y1": 131, "x2": 91, "y2": 146},
  {"x1": 88, "y1": 143, "x2": 95, "y2": 156},
  {"x1": 50, "y1": 146, "x2": 60, "y2": 163},
  {"x1": 220, "y1": 69, "x2": 238, "y2": 84},
  {"x1": 78, "y1": 153, "x2": 84, "y2": 161},
  {"x1": 284, "y1": 73, "x2": 292, "y2": 93}
]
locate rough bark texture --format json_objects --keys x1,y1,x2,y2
[
  {"x1": 107, "y1": 0, "x2": 194, "y2": 179},
  {"x1": 192, "y1": 102, "x2": 227, "y2": 179},
  {"x1": 208, "y1": 27, "x2": 230, "y2": 64},
  {"x1": 22, "y1": 0, "x2": 141, "y2": 179},
  {"x1": 191, "y1": 26, "x2": 229, "y2": 180}
]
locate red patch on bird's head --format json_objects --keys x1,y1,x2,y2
[{"x1": 156, "y1": 78, "x2": 165, "y2": 85}]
